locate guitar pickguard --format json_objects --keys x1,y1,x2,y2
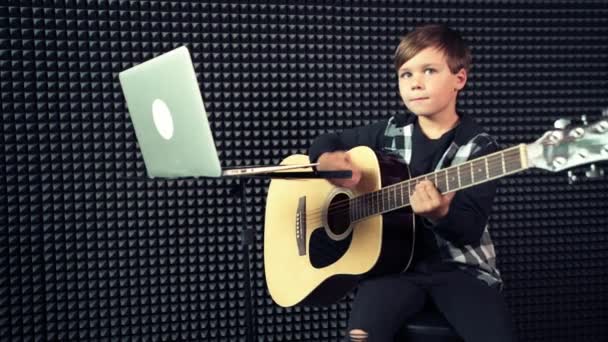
[{"x1": 309, "y1": 227, "x2": 352, "y2": 268}]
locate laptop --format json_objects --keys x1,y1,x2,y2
[{"x1": 118, "y1": 46, "x2": 338, "y2": 179}]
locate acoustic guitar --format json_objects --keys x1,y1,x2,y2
[{"x1": 264, "y1": 118, "x2": 608, "y2": 307}]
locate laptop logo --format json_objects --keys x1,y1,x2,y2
[{"x1": 152, "y1": 98, "x2": 174, "y2": 140}]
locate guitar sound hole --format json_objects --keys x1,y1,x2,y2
[
  {"x1": 308, "y1": 193, "x2": 353, "y2": 269},
  {"x1": 327, "y1": 193, "x2": 351, "y2": 237}
]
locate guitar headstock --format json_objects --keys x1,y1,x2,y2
[{"x1": 527, "y1": 115, "x2": 608, "y2": 176}]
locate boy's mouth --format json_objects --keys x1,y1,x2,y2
[{"x1": 410, "y1": 97, "x2": 429, "y2": 102}]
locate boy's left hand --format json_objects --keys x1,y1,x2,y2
[{"x1": 410, "y1": 180, "x2": 456, "y2": 222}]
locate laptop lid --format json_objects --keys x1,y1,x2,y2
[{"x1": 119, "y1": 46, "x2": 223, "y2": 178}]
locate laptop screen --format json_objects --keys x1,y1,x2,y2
[{"x1": 119, "y1": 46, "x2": 223, "y2": 178}]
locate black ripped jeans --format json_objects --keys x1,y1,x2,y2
[{"x1": 345, "y1": 266, "x2": 517, "y2": 342}]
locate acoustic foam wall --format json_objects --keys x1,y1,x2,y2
[{"x1": 2, "y1": 1, "x2": 608, "y2": 341}]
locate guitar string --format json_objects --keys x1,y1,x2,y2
[
  {"x1": 304, "y1": 161, "x2": 524, "y2": 225},
  {"x1": 302, "y1": 150, "x2": 522, "y2": 217},
  {"x1": 303, "y1": 152, "x2": 524, "y2": 223},
  {"x1": 304, "y1": 158, "x2": 522, "y2": 226},
  {"x1": 306, "y1": 157, "x2": 522, "y2": 219},
  {"x1": 304, "y1": 152, "x2": 524, "y2": 221},
  {"x1": 306, "y1": 151, "x2": 523, "y2": 216}
]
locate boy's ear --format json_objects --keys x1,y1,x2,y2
[{"x1": 454, "y1": 68, "x2": 468, "y2": 91}]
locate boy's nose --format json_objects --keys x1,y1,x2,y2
[
  {"x1": 410, "y1": 81, "x2": 423, "y2": 90},
  {"x1": 410, "y1": 75, "x2": 423, "y2": 89}
]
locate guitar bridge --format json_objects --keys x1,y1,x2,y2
[{"x1": 296, "y1": 196, "x2": 306, "y2": 256}]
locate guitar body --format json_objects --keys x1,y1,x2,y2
[{"x1": 264, "y1": 146, "x2": 416, "y2": 307}]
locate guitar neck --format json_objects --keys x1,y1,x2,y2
[{"x1": 350, "y1": 144, "x2": 530, "y2": 222}]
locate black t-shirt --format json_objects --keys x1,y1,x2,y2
[
  {"x1": 409, "y1": 120, "x2": 456, "y2": 178},
  {"x1": 409, "y1": 120, "x2": 457, "y2": 271}
]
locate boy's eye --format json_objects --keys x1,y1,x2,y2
[{"x1": 399, "y1": 69, "x2": 435, "y2": 78}]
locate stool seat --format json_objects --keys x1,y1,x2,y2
[{"x1": 396, "y1": 304, "x2": 463, "y2": 342}]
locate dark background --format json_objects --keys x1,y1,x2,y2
[{"x1": 2, "y1": 1, "x2": 608, "y2": 341}]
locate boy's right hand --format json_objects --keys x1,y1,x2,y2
[{"x1": 316, "y1": 151, "x2": 362, "y2": 189}]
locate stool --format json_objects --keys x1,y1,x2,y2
[{"x1": 396, "y1": 303, "x2": 463, "y2": 342}]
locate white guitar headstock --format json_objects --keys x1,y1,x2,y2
[{"x1": 527, "y1": 116, "x2": 608, "y2": 175}]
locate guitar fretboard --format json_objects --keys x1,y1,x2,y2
[{"x1": 349, "y1": 144, "x2": 528, "y2": 222}]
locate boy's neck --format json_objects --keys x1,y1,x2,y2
[{"x1": 417, "y1": 111, "x2": 460, "y2": 139}]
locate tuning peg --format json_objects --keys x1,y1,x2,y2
[
  {"x1": 594, "y1": 120, "x2": 608, "y2": 133},
  {"x1": 567, "y1": 170, "x2": 578, "y2": 184},
  {"x1": 554, "y1": 118, "x2": 571, "y2": 129},
  {"x1": 581, "y1": 114, "x2": 588, "y2": 125},
  {"x1": 601, "y1": 108, "x2": 608, "y2": 117},
  {"x1": 585, "y1": 164, "x2": 604, "y2": 179}
]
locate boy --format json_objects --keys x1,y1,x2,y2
[{"x1": 308, "y1": 24, "x2": 517, "y2": 342}]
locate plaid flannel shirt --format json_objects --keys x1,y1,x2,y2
[{"x1": 383, "y1": 113, "x2": 502, "y2": 287}]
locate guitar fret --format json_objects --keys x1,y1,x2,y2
[
  {"x1": 360, "y1": 196, "x2": 364, "y2": 220},
  {"x1": 361, "y1": 195, "x2": 367, "y2": 217},
  {"x1": 394, "y1": 187, "x2": 398, "y2": 207},
  {"x1": 361, "y1": 194, "x2": 366, "y2": 218},
  {"x1": 510, "y1": 149, "x2": 519, "y2": 171},
  {"x1": 395, "y1": 186, "x2": 399, "y2": 208},
  {"x1": 447, "y1": 168, "x2": 457, "y2": 191},
  {"x1": 359, "y1": 196, "x2": 363, "y2": 220},
  {"x1": 373, "y1": 192, "x2": 376, "y2": 215},
  {"x1": 459, "y1": 163, "x2": 471, "y2": 187},
  {"x1": 485, "y1": 157, "x2": 489, "y2": 179},
  {"x1": 383, "y1": 189, "x2": 388, "y2": 212},
  {"x1": 473, "y1": 159, "x2": 487, "y2": 185},
  {"x1": 470, "y1": 161, "x2": 475, "y2": 183},
  {"x1": 359, "y1": 195, "x2": 365, "y2": 218},
  {"x1": 490, "y1": 154, "x2": 503, "y2": 178},
  {"x1": 437, "y1": 170, "x2": 446, "y2": 193},
  {"x1": 372, "y1": 192, "x2": 377, "y2": 214},
  {"x1": 433, "y1": 171, "x2": 439, "y2": 192}
]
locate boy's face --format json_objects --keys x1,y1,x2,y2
[{"x1": 397, "y1": 47, "x2": 467, "y2": 120}]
